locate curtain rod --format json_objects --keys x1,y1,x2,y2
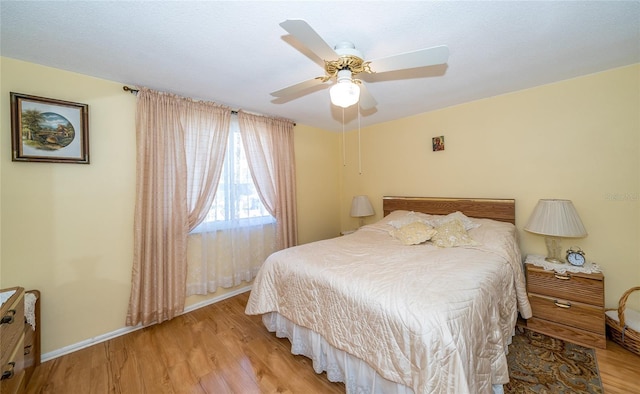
[
  {"x1": 123, "y1": 86, "x2": 295, "y2": 125},
  {"x1": 123, "y1": 86, "x2": 239, "y2": 115}
]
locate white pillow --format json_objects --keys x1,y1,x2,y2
[
  {"x1": 388, "y1": 211, "x2": 430, "y2": 229},
  {"x1": 390, "y1": 221, "x2": 437, "y2": 245},
  {"x1": 426, "y1": 211, "x2": 480, "y2": 231}
]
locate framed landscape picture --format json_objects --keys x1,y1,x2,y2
[{"x1": 10, "y1": 92, "x2": 89, "y2": 163}]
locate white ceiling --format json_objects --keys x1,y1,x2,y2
[{"x1": 1, "y1": 1, "x2": 638, "y2": 132}]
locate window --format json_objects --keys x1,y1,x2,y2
[{"x1": 191, "y1": 116, "x2": 274, "y2": 233}]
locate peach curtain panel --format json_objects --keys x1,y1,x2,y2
[
  {"x1": 238, "y1": 111, "x2": 298, "y2": 249},
  {"x1": 126, "y1": 88, "x2": 231, "y2": 326}
]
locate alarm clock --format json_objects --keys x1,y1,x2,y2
[{"x1": 566, "y1": 247, "x2": 586, "y2": 266}]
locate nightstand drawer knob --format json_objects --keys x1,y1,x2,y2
[
  {"x1": 554, "y1": 300, "x2": 572, "y2": 308},
  {"x1": 1, "y1": 362, "x2": 15, "y2": 380},
  {"x1": 554, "y1": 273, "x2": 571, "y2": 280},
  {"x1": 0, "y1": 309, "x2": 16, "y2": 324}
]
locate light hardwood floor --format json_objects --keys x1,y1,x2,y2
[{"x1": 26, "y1": 292, "x2": 640, "y2": 393}]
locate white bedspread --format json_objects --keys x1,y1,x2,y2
[{"x1": 246, "y1": 214, "x2": 532, "y2": 394}]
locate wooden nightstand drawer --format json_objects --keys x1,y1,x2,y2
[
  {"x1": 0, "y1": 332, "x2": 25, "y2": 394},
  {"x1": 527, "y1": 265, "x2": 604, "y2": 306},
  {"x1": 1, "y1": 288, "x2": 39, "y2": 393},
  {"x1": 1, "y1": 289, "x2": 25, "y2": 368},
  {"x1": 527, "y1": 317, "x2": 607, "y2": 349},
  {"x1": 528, "y1": 293, "x2": 605, "y2": 333}
]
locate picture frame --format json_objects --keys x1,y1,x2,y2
[
  {"x1": 10, "y1": 92, "x2": 89, "y2": 164},
  {"x1": 432, "y1": 136, "x2": 445, "y2": 151}
]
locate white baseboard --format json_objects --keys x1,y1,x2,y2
[{"x1": 41, "y1": 285, "x2": 252, "y2": 362}]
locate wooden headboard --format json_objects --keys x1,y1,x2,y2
[{"x1": 382, "y1": 196, "x2": 516, "y2": 224}]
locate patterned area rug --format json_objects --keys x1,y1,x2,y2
[{"x1": 505, "y1": 328, "x2": 603, "y2": 393}]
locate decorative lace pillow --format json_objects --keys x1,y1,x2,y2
[
  {"x1": 431, "y1": 219, "x2": 480, "y2": 248},
  {"x1": 390, "y1": 221, "x2": 437, "y2": 245},
  {"x1": 426, "y1": 211, "x2": 481, "y2": 231}
]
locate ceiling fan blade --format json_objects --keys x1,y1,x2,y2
[
  {"x1": 369, "y1": 45, "x2": 449, "y2": 73},
  {"x1": 279, "y1": 19, "x2": 337, "y2": 61},
  {"x1": 358, "y1": 83, "x2": 377, "y2": 110},
  {"x1": 271, "y1": 78, "x2": 326, "y2": 98}
]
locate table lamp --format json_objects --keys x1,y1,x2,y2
[
  {"x1": 350, "y1": 195, "x2": 374, "y2": 228},
  {"x1": 524, "y1": 199, "x2": 587, "y2": 263}
]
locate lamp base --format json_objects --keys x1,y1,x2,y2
[{"x1": 544, "y1": 236, "x2": 565, "y2": 264}]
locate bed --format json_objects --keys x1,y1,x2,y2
[{"x1": 245, "y1": 197, "x2": 532, "y2": 394}]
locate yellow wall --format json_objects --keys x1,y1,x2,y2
[
  {"x1": 0, "y1": 58, "x2": 137, "y2": 353},
  {"x1": 340, "y1": 64, "x2": 640, "y2": 309},
  {"x1": 0, "y1": 57, "x2": 341, "y2": 355},
  {"x1": 293, "y1": 124, "x2": 342, "y2": 244},
  {"x1": 2, "y1": 56, "x2": 638, "y2": 357}
]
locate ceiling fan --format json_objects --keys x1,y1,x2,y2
[{"x1": 271, "y1": 19, "x2": 449, "y2": 109}]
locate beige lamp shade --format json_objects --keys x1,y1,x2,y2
[
  {"x1": 524, "y1": 199, "x2": 587, "y2": 263},
  {"x1": 524, "y1": 199, "x2": 587, "y2": 237},
  {"x1": 350, "y1": 195, "x2": 374, "y2": 218}
]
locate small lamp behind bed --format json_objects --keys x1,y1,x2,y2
[
  {"x1": 350, "y1": 195, "x2": 375, "y2": 228},
  {"x1": 524, "y1": 199, "x2": 587, "y2": 263}
]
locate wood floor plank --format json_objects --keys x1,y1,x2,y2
[
  {"x1": 88, "y1": 363, "x2": 111, "y2": 394},
  {"x1": 107, "y1": 346, "x2": 147, "y2": 394},
  {"x1": 167, "y1": 361, "x2": 207, "y2": 394},
  {"x1": 25, "y1": 291, "x2": 640, "y2": 394},
  {"x1": 595, "y1": 340, "x2": 640, "y2": 394},
  {"x1": 219, "y1": 330, "x2": 308, "y2": 393},
  {"x1": 196, "y1": 370, "x2": 234, "y2": 393}
]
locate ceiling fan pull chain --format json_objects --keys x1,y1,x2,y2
[
  {"x1": 358, "y1": 105, "x2": 362, "y2": 175},
  {"x1": 342, "y1": 108, "x2": 346, "y2": 167}
]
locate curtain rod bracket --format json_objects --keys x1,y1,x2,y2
[{"x1": 123, "y1": 86, "x2": 139, "y2": 94}]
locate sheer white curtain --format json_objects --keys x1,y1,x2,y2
[{"x1": 186, "y1": 116, "x2": 277, "y2": 295}]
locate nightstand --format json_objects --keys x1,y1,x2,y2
[{"x1": 524, "y1": 256, "x2": 606, "y2": 349}]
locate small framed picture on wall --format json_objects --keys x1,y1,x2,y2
[
  {"x1": 10, "y1": 92, "x2": 90, "y2": 164},
  {"x1": 432, "y1": 136, "x2": 445, "y2": 151}
]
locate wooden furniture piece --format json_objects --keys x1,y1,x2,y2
[
  {"x1": 1, "y1": 287, "x2": 40, "y2": 394},
  {"x1": 382, "y1": 196, "x2": 516, "y2": 224},
  {"x1": 525, "y1": 260, "x2": 606, "y2": 349},
  {"x1": 1, "y1": 287, "x2": 26, "y2": 394}
]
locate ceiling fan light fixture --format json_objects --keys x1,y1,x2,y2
[
  {"x1": 330, "y1": 81, "x2": 360, "y2": 108},
  {"x1": 330, "y1": 69, "x2": 360, "y2": 108}
]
